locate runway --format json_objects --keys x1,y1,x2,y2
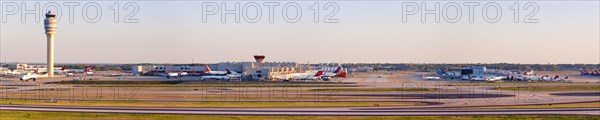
[
  {"x1": 1, "y1": 72, "x2": 599, "y2": 116},
  {"x1": 1, "y1": 104, "x2": 599, "y2": 116}
]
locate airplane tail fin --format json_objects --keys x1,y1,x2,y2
[
  {"x1": 337, "y1": 72, "x2": 347, "y2": 77},
  {"x1": 226, "y1": 69, "x2": 232, "y2": 74},
  {"x1": 333, "y1": 67, "x2": 341, "y2": 73},
  {"x1": 86, "y1": 66, "x2": 95, "y2": 71},
  {"x1": 530, "y1": 70, "x2": 534, "y2": 74},
  {"x1": 585, "y1": 70, "x2": 590, "y2": 74},
  {"x1": 315, "y1": 71, "x2": 324, "y2": 77},
  {"x1": 205, "y1": 65, "x2": 212, "y2": 72},
  {"x1": 61, "y1": 65, "x2": 66, "y2": 70},
  {"x1": 34, "y1": 68, "x2": 39, "y2": 74}
]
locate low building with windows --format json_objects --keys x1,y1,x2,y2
[{"x1": 132, "y1": 55, "x2": 310, "y2": 80}]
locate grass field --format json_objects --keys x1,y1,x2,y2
[
  {"x1": 0, "y1": 110, "x2": 597, "y2": 120},
  {"x1": 478, "y1": 102, "x2": 600, "y2": 109},
  {"x1": 309, "y1": 88, "x2": 436, "y2": 92},
  {"x1": 53, "y1": 80, "x2": 188, "y2": 84},
  {"x1": 0, "y1": 99, "x2": 425, "y2": 108},
  {"x1": 442, "y1": 82, "x2": 578, "y2": 86},
  {"x1": 495, "y1": 85, "x2": 600, "y2": 91}
]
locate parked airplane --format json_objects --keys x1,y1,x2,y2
[
  {"x1": 271, "y1": 74, "x2": 290, "y2": 80},
  {"x1": 321, "y1": 67, "x2": 348, "y2": 77},
  {"x1": 19, "y1": 73, "x2": 38, "y2": 81},
  {"x1": 524, "y1": 70, "x2": 534, "y2": 75},
  {"x1": 198, "y1": 65, "x2": 241, "y2": 79},
  {"x1": 202, "y1": 65, "x2": 237, "y2": 75},
  {"x1": 64, "y1": 66, "x2": 95, "y2": 75},
  {"x1": 422, "y1": 75, "x2": 441, "y2": 80},
  {"x1": 581, "y1": 69, "x2": 600, "y2": 76},
  {"x1": 200, "y1": 69, "x2": 241, "y2": 80},
  {"x1": 1, "y1": 70, "x2": 21, "y2": 75},
  {"x1": 200, "y1": 75, "x2": 231, "y2": 80},
  {"x1": 436, "y1": 69, "x2": 462, "y2": 79},
  {"x1": 289, "y1": 71, "x2": 324, "y2": 80},
  {"x1": 469, "y1": 75, "x2": 504, "y2": 81},
  {"x1": 225, "y1": 69, "x2": 242, "y2": 78},
  {"x1": 165, "y1": 68, "x2": 184, "y2": 79},
  {"x1": 106, "y1": 69, "x2": 132, "y2": 77},
  {"x1": 20, "y1": 69, "x2": 41, "y2": 81},
  {"x1": 30, "y1": 66, "x2": 68, "y2": 74}
]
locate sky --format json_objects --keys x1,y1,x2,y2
[{"x1": 1, "y1": 1, "x2": 599, "y2": 64}]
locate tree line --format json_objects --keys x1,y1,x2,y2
[{"x1": 341, "y1": 63, "x2": 600, "y2": 71}]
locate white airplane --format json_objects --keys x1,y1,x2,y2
[
  {"x1": 289, "y1": 71, "x2": 324, "y2": 80},
  {"x1": 179, "y1": 72, "x2": 189, "y2": 76},
  {"x1": 422, "y1": 75, "x2": 441, "y2": 80},
  {"x1": 200, "y1": 65, "x2": 240, "y2": 78},
  {"x1": 524, "y1": 70, "x2": 534, "y2": 75},
  {"x1": 29, "y1": 66, "x2": 68, "y2": 74},
  {"x1": 225, "y1": 69, "x2": 242, "y2": 78},
  {"x1": 53, "y1": 66, "x2": 68, "y2": 73},
  {"x1": 200, "y1": 69, "x2": 241, "y2": 80},
  {"x1": 20, "y1": 69, "x2": 42, "y2": 81},
  {"x1": 165, "y1": 68, "x2": 185, "y2": 79},
  {"x1": 470, "y1": 75, "x2": 491, "y2": 81},
  {"x1": 540, "y1": 75, "x2": 568, "y2": 81},
  {"x1": 514, "y1": 75, "x2": 546, "y2": 81},
  {"x1": 20, "y1": 73, "x2": 38, "y2": 81},
  {"x1": 202, "y1": 65, "x2": 237, "y2": 75},
  {"x1": 166, "y1": 72, "x2": 180, "y2": 79},
  {"x1": 321, "y1": 67, "x2": 347, "y2": 77},
  {"x1": 471, "y1": 75, "x2": 505, "y2": 81},
  {"x1": 1, "y1": 70, "x2": 21, "y2": 75},
  {"x1": 271, "y1": 75, "x2": 288, "y2": 80},
  {"x1": 486, "y1": 76, "x2": 506, "y2": 81},
  {"x1": 200, "y1": 75, "x2": 231, "y2": 80},
  {"x1": 64, "y1": 66, "x2": 95, "y2": 74}
]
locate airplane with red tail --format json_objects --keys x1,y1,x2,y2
[
  {"x1": 201, "y1": 65, "x2": 238, "y2": 75},
  {"x1": 580, "y1": 69, "x2": 600, "y2": 76},
  {"x1": 290, "y1": 71, "x2": 324, "y2": 80},
  {"x1": 321, "y1": 67, "x2": 347, "y2": 78}
]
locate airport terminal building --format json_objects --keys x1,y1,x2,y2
[
  {"x1": 460, "y1": 66, "x2": 486, "y2": 75},
  {"x1": 7, "y1": 64, "x2": 47, "y2": 72},
  {"x1": 132, "y1": 55, "x2": 311, "y2": 80}
]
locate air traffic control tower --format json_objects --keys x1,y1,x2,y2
[{"x1": 44, "y1": 11, "x2": 57, "y2": 77}]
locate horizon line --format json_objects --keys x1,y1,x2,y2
[{"x1": 3, "y1": 62, "x2": 599, "y2": 65}]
